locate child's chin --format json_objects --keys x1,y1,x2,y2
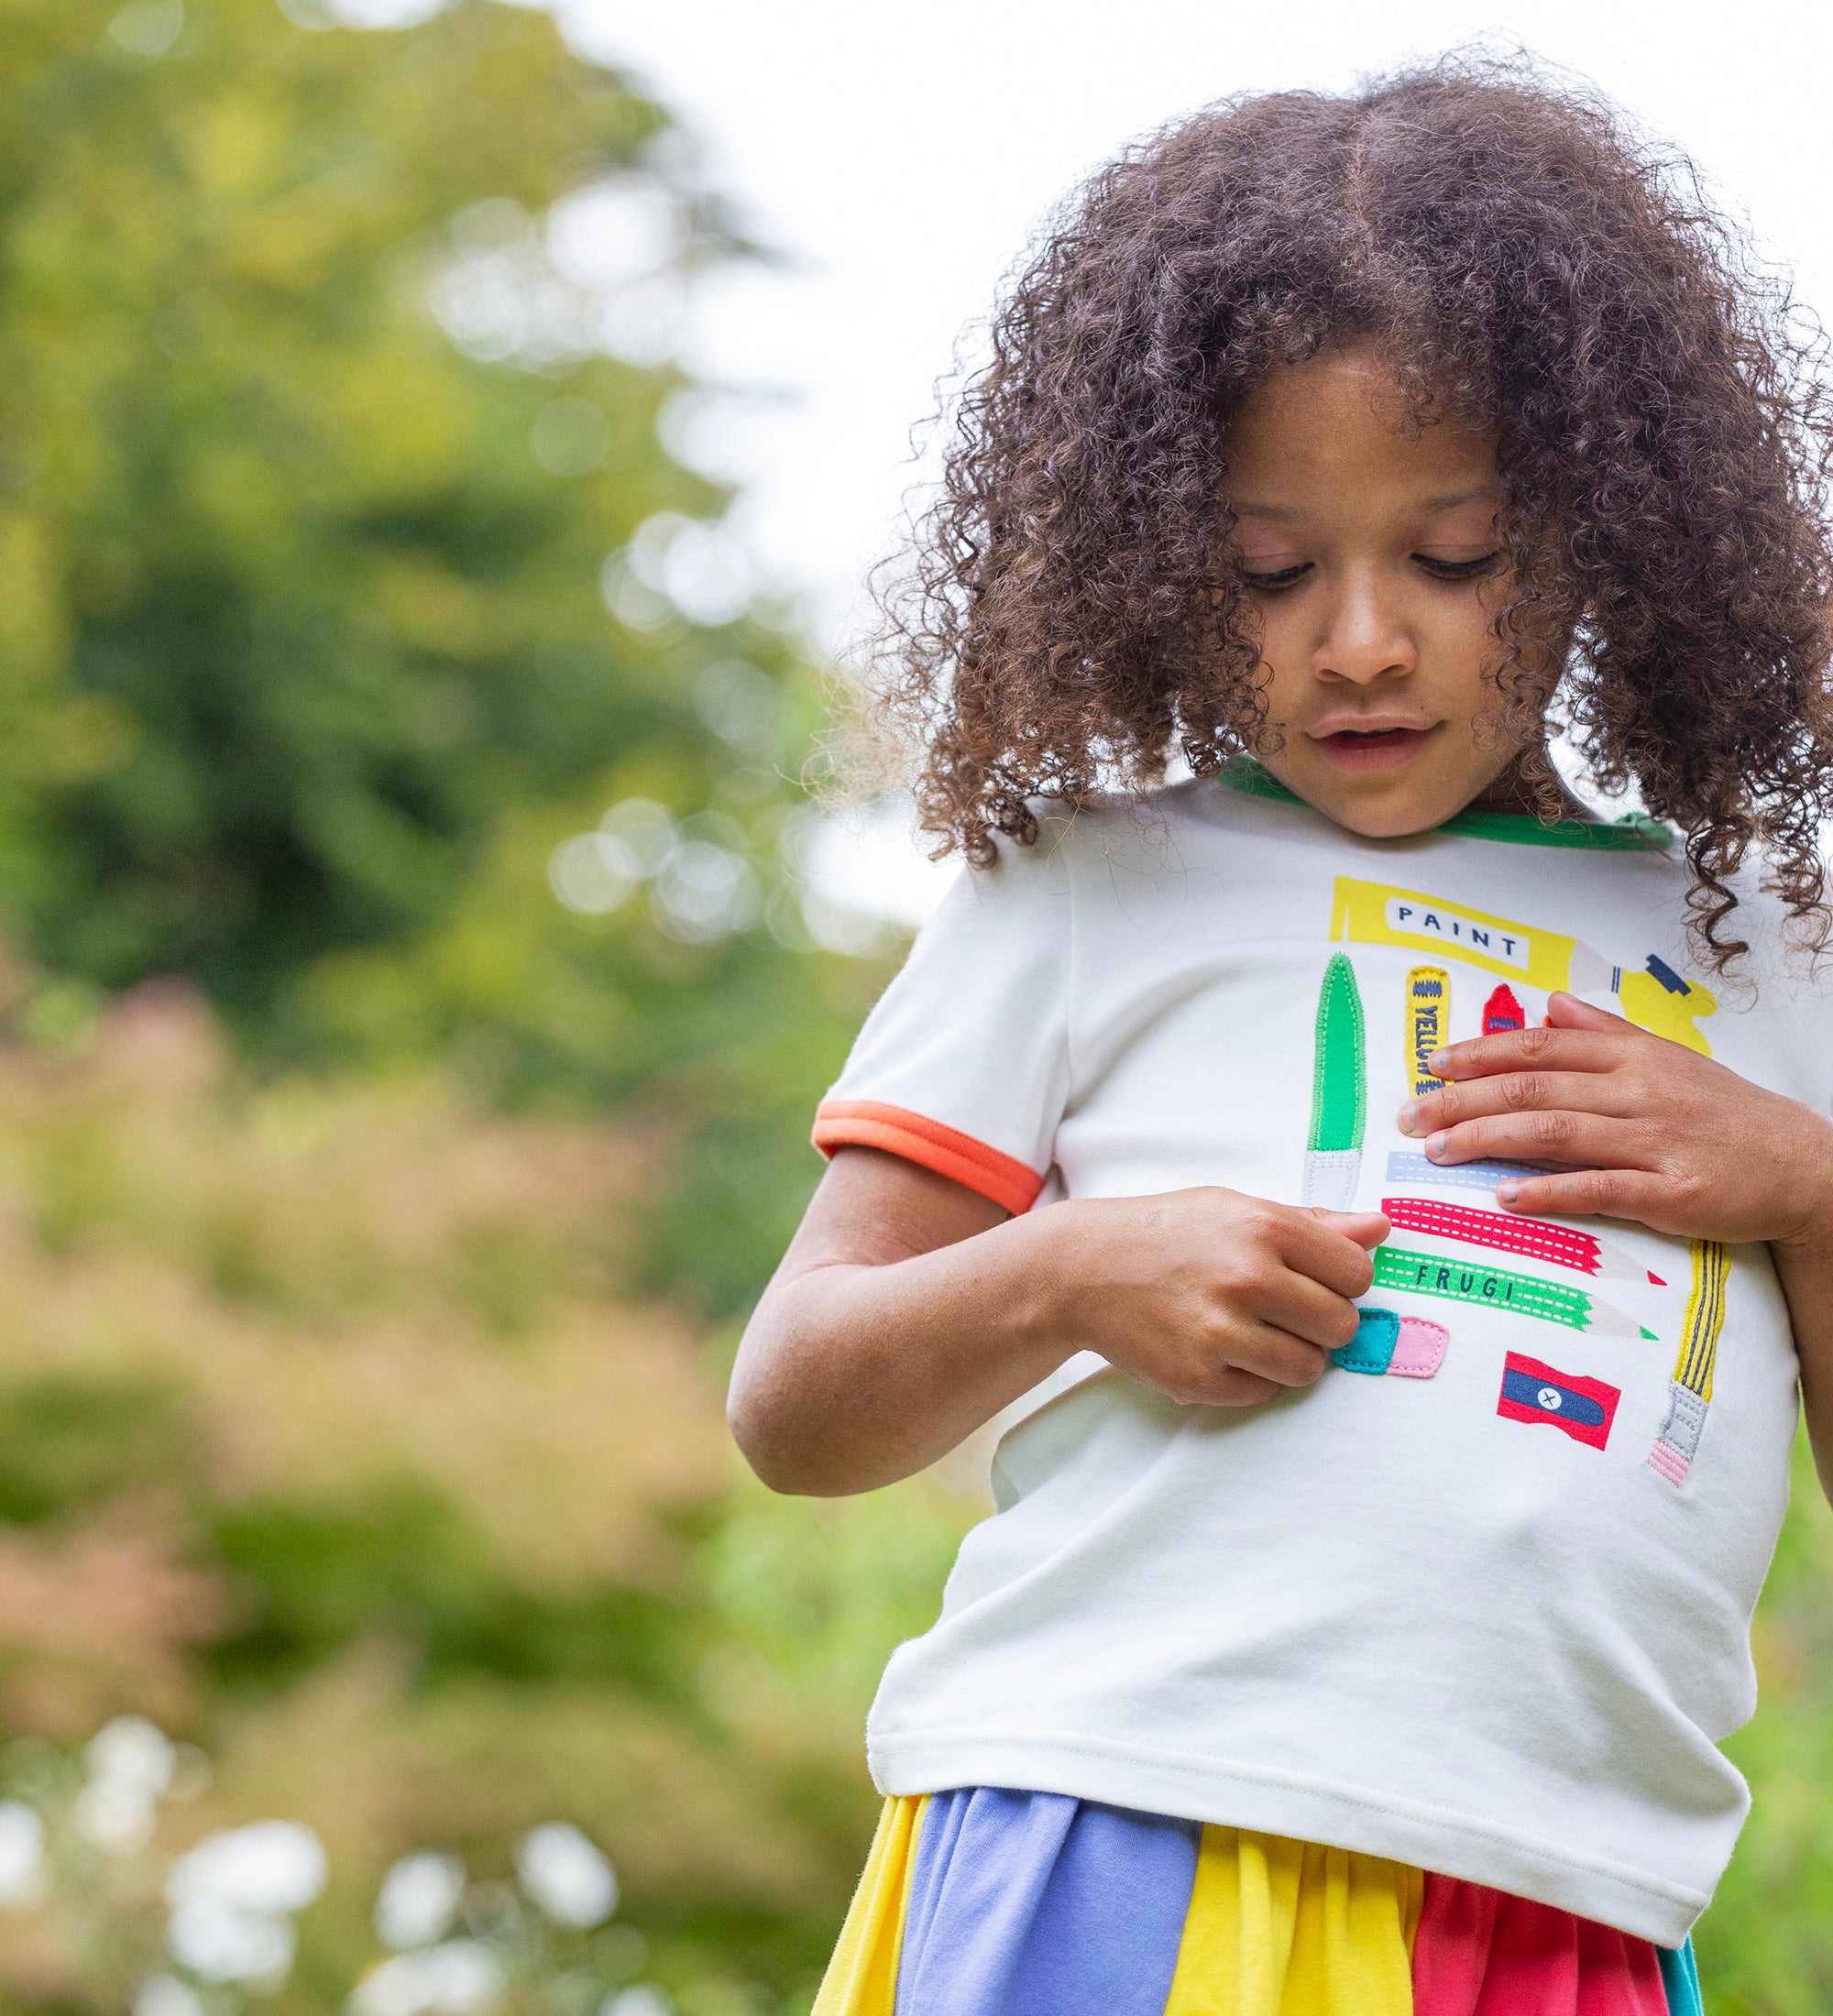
[{"x1": 1299, "y1": 768, "x2": 1461, "y2": 838}]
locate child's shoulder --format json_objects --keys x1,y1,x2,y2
[{"x1": 977, "y1": 773, "x2": 1283, "y2": 876}]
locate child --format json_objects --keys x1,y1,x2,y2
[{"x1": 730, "y1": 57, "x2": 1833, "y2": 2016}]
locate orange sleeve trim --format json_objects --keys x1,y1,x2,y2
[{"x1": 812, "y1": 1100, "x2": 1045, "y2": 1216}]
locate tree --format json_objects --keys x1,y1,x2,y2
[{"x1": 0, "y1": 0, "x2": 873, "y2": 1309}]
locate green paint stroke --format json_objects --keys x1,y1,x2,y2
[
  {"x1": 1371, "y1": 1246, "x2": 1598, "y2": 1330},
  {"x1": 1308, "y1": 953, "x2": 1366, "y2": 1155}
]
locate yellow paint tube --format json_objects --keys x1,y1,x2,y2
[{"x1": 1330, "y1": 878, "x2": 1716, "y2": 1054}]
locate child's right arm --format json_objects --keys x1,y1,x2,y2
[{"x1": 728, "y1": 1146, "x2": 1388, "y2": 1496}]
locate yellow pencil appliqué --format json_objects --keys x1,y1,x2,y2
[{"x1": 1648, "y1": 1240, "x2": 1729, "y2": 1486}]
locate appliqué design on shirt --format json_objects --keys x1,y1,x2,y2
[
  {"x1": 1406, "y1": 967, "x2": 1450, "y2": 1098},
  {"x1": 1498, "y1": 1353, "x2": 1621, "y2": 1450},
  {"x1": 818, "y1": 783, "x2": 1815, "y2": 1943},
  {"x1": 1386, "y1": 1151, "x2": 1544, "y2": 1195},
  {"x1": 1332, "y1": 1309, "x2": 1449, "y2": 1380},
  {"x1": 1304, "y1": 953, "x2": 1366, "y2": 1210},
  {"x1": 1649, "y1": 1241, "x2": 1730, "y2": 1486},
  {"x1": 1482, "y1": 983, "x2": 1525, "y2": 1035},
  {"x1": 1380, "y1": 1196, "x2": 1666, "y2": 1287},
  {"x1": 1330, "y1": 878, "x2": 1718, "y2": 1054},
  {"x1": 1371, "y1": 1246, "x2": 1652, "y2": 1337},
  {"x1": 1391, "y1": 1316, "x2": 1449, "y2": 1378}
]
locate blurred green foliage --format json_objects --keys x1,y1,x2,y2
[
  {"x1": 0, "y1": 0, "x2": 879, "y2": 1318},
  {"x1": 0, "y1": 988, "x2": 977, "y2": 2014},
  {"x1": 0, "y1": 0, "x2": 692, "y2": 1010},
  {"x1": 1700, "y1": 1442, "x2": 1833, "y2": 2012},
  {"x1": 0, "y1": 2, "x2": 929, "y2": 2010}
]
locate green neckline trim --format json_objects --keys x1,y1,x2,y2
[{"x1": 1219, "y1": 757, "x2": 1674, "y2": 850}]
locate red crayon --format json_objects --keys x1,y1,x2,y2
[
  {"x1": 1483, "y1": 984, "x2": 1525, "y2": 1035},
  {"x1": 1381, "y1": 1195, "x2": 1667, "y2": 1287}
]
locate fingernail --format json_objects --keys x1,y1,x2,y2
[
  {"x1": 1425, "y1": 1132, "x2": 1448, "y2": 1160},
  {"x1": 1397, "y1": 1101, "x2": 1421, "y2": 1134},
  {"x1": 1426, "y1": 1049, "x2": 1450, "y2": 1073},
  {"x1": 1498, "y1": 1182, "x2": 1519, "y2": 1205}
]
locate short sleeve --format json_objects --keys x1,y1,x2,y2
[{"x1": 812, "y1": 831, "x2": 1073, "y2": 1214}]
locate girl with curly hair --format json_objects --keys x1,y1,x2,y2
[{"x1": 730, "y1": 56, "x2": 1833, "y2": 2016}]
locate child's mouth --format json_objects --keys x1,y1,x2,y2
[{"x1": 1312, "y1": 725, "x2": 1433, "y2": 772}]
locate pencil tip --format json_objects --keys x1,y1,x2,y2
[
  {"x1": 1647, "y1": 1271, "x2": 1666, "y2": 1287},
  {"x1": 1641, "y1": 1326, "x2": 1660, "y2": 1340}
]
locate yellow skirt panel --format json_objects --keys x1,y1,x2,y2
[
  {"x1": 811, "y1": 1794, "x2": 927, "y2": 2016},
  {"x1": 1161, "y1": 1825, "x2": 1421, "y2": 2016}
]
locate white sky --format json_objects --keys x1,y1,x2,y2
[{"x1": 551, "y1": 0, "x2": 1833, "y2": 652}]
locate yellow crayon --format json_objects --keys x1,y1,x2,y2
[{"x1": 1405, "y1": 967, "x2": 1449, "y2": 1098}]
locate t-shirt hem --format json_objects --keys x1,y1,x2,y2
[{"x1": 865, "y1": 1726, "x2": 1710, "y2": 1947}]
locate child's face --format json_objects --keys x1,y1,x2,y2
[{"x1": 1224, "y1": 347, "x2": 1544, "y2": 836}]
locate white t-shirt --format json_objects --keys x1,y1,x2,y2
[{"x1": 812, "y1": 766, "x2": 1833, "y2": 1947}]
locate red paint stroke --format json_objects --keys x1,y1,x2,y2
[{"x1": 1482, "y1": 983, "x2": 1525, "y2": 1035}]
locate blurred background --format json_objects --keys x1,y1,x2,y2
[{"x1": 0, "y1": 2, "x2": 1825, "y2": 2013}]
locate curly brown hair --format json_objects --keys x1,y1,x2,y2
[{"x1": 872, "y1": 53, "x2": 1833, "y2": 963}]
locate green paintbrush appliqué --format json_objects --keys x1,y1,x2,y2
[{"x1": 1308, "y1": 954, "x2": 1366, "y2": 1154}]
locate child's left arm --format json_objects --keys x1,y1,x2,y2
[{"x1": 1395, "y1": 992, "x2": 1833, "y2": 1501}]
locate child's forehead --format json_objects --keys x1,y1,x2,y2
[
  {"x1": 1226, "y1": 349, "x2": 1490, "y2": 450},
  {"x1": 1224, "y1": 354, "x2": 1501, "y2": 516}
]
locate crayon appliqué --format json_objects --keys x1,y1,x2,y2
[
  {"x1": 1386, "y1": 1151, "x2": 1545, "y2": 1196},
  {"x1": 1369, "y1": 1246, "x2": 1643, "y2": 1335},
  {"x1": 1482, "y1": 984, "x2": 1524, "y2": 1035},
  {"x1": 1406, "y1": 967, "x2": 1449, "y2": 1098},
  {"x1": 1379, "y1": 1195, "x2": 1666, "y2": 1286},
  {"x1": 1303, "y1": 953, "x2": 1365, "y2": 1210},
  {"x1": 1648, "y1": 1240, "x2": 1729, "y2": 1486},
  {"x1": 1497, "y1": 1353, "x2": 1620, "y2": 1451}
]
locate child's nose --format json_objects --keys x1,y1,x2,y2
[{"x1": 1311, "y1": 577, "x2": 1417, "y2": 684}]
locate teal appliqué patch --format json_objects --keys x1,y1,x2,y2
[{"x1": 1333, "y1": 1307, "x2": 1399, "y2": 1375}]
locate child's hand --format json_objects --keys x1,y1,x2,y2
[
  {"x1": 1042, "y1": 1189, "x2": 1389, "y2": 1406},
  {"x1": 1396, "y1": 992, "x2": 1833, "y2": 1251}
]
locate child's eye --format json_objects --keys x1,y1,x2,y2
[
  {"x1": 1240, "y1": 563, "x2": 1312, "y2": 591},
  {"x1": 1415, "y1": 550, "x2": 1503, "y2": 581}
]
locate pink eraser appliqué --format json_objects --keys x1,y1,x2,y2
[
  {"x1": 1646, "y1": 1443, "x2": 1690, "y2": 1486},
  {"x1": 1388, "y1": 1317, "x2": 1448, "y2": 1379}
]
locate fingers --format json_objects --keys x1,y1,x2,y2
[
  {"x1": 1425, "y1": 1019, "x2": 1641, "y2": 1086},
  {"x1": 1252, "y1": 1266, "x2": 1365, "y2": 1353},
  {"x1": 1494, "y1": 1166, "x2": 1678, "y2": 1225},
  {"x1": 1277, "y1": 1210, "x2": 1385, "y2": 1297},
  {"x1": 1410, "y1": 1109, "x2": 1653, "y2": 1173},
  {"x1": 1312, "y1": 1208, "x2": 1392, "y2": 1251},
  {"x1": 1544, "y1": 990, "x2": 1630, "y2": 1032},
  {"x1": 1186, "y1": 1368, "x2": 1285, "y2": 1409},
  {"x1": 1225, "y1": 1316, "x2": 1334, "y2": 1386},
  {"x1": 1399, "y1": 1068, "x2": 1653, "y2": 1138},
  {"x1": 1153, "y1": 1319, "x2": 1326, "y2": 1407}
]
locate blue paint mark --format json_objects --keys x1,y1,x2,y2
[{"x1": 1644, "y1": 954, "x2": 1689, "y2": 997}]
